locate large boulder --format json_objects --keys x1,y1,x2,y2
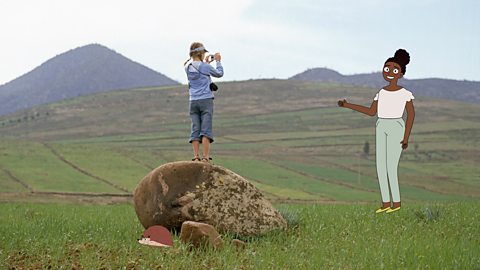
[{"x1": 133, "y1": 161, "x2": 286, "y2": 237}]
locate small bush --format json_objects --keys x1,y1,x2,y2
[
  {"x1": 414, "y1": 207, "x2": 441, "y2": 222},
  {"x1": 278, "y1": 208, "x2": 301, "y2": 229}
]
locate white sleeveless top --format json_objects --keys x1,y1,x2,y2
[{"x1": 374, "y1": 88, "x2": 414, "y2": 118}]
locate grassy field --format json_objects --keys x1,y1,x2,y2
[
  {"x1": 0, "y1": 202, "x2": 478, "y2": 269},
  {"x1": 0, "y1": 80, "x2": 478, "y2": 268}
]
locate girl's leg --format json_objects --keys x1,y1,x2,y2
[
  {"x1": 189, "y1": 101, "x2": 201, "y2": 159},
  {"x1": 202, "y1": 136, "x2": 210, "y2": 159},
  {"x1": 386, "y1": 119, "x2": 405, "y2": 205},
  {"x1": 199, "y1": 99, "x2": 214, "y2": 160},
  {"x1": 376, "y1": 119, "x2": 391, "y2": 205},
  {"x1": 192, "y1": 141, "x2": 200, "y2": 159}
]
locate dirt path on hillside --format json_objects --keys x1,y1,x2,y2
[
  {"x1": 262, "y1": 159, "x2": 378, "y2": 194},
  {"x1": 113, "y1": 148, "x2": 155, "y2": 170},
  {"x1": 1, "y1": 168, "x2": 34, "y2": 192},
  {"x1": 41, "y1": 143, "x2": 130, "y2": 193},
  {"x1": 0, "y1": 191, "x2": 132, "y2": 204}
]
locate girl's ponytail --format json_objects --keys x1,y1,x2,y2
[{"x1": 385, "y1": 49, "x2": 410, "y2": 74}]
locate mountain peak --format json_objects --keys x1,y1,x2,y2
[
  {"x1": 0, "y1": 44, "x2": 179, "y2": 116},
  {"x1": 289, "y1": 67, "x2": 343, "y2": 81}
]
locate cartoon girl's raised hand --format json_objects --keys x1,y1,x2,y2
[{"x1": 338, "y1": 99, "x2": 347, "y2": 107}]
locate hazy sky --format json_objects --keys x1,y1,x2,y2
[{"x1": 0, "y1": 0, "x2": 478, "y2": 85}]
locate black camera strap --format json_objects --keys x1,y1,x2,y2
[
  {"x1": 188, "y1": 63, "x2": 212, "y2": 79},
  {"x1": 187, "y1": 62, "x2": 218, "y2": 92}
]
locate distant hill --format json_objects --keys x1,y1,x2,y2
[
  {"x1": 0, "y1": 44, "x2": 179, "y2": 116},
  {"x1": 290, "y1": 68, "x2": 480, "y2": 104}
]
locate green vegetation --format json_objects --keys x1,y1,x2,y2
[
  {"x1": 0, "y1": 140, "x2": 117, "y2": 193},
  {"x1": 0, "y1": 80, "x2": 478, "y2": 202},
  {"x1": 1, "y1": 202, "x2": 478, "y2": 269},
  {"x1": 48, "y1": 143, "x2": 151, "y2": 191},
  {"x1": 0, "y1": 80, "x2": 478, "y2": 268}
]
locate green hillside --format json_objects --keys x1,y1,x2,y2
[{"x1": 0, "y1": 80, "x2": 479, "y2": 202}]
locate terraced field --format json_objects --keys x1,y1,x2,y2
[{"x1": 0, "y1": 80, "x2": 478, "y2": 202}]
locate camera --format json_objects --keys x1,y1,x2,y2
[{"x1": 206, "y1": 54, "x2": 215, "y2": 62}]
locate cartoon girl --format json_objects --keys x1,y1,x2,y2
[{"x1": 338, "y1": 49, "x2": 415, "y2": 213}]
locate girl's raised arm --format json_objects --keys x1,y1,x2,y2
[{"x1": 338, "y1": 99, "x2": 378, "y2": 117}]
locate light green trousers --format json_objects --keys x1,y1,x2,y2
[{"x1": 376, "y1": 118, "x2": 405, "y2": 203}]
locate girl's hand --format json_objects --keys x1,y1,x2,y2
[
  {"x1": 338, "y1": 99, "x2": 348, "y2": 107},
  {"x1": 214, "y1": 53, "x2": 221, "y2": 62},
  {"x1": 400, "y1": 139, "x2": 409, "y2": 149},
  {"x1": 204, "y1": 55, "x2": 214, "y2": 63}
]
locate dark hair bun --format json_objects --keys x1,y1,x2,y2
[{"x1": 394, "y1": 49, "x2": 410, "y2": 66}]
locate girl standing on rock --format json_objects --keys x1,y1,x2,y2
[
  {"x1": 338, "y1": 49, "x2": 415, "y2": 213},
  {"x1": 184, "y1": 42, "x2": 223, "y2": 162}
]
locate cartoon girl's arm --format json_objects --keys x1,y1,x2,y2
[
  {"x1": 338, "y1": 99, "x2": 378, "y2": 117},
  {"x1": 401, "y1": 101, "x2": 415, "y2": 149}
]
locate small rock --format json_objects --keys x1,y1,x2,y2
[{"x1": 180, "y1": 221, "x2": 223, "y2": 249}]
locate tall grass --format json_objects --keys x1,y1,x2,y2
[{"x1": 1, "y1": 202, "x2": 478, "y2": 269}]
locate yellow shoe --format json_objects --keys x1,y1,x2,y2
[
  {"x1": 386, "y1": 207, "x2": 401, "y2": 213},
  {"x1": 375, "y1": 207, "x2": 391, "y2": 214}
]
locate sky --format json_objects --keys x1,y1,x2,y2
[{"x1": 0, "y1": 0, "x2": 479, "y2": 85}]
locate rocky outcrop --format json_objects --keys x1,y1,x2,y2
[{"x1": 133, "y1": 161, "x2": 286, "y2": 237}]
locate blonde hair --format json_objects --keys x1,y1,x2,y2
[{"x1": 184, "y1": 42, "x2": 205, "y2": 65}]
